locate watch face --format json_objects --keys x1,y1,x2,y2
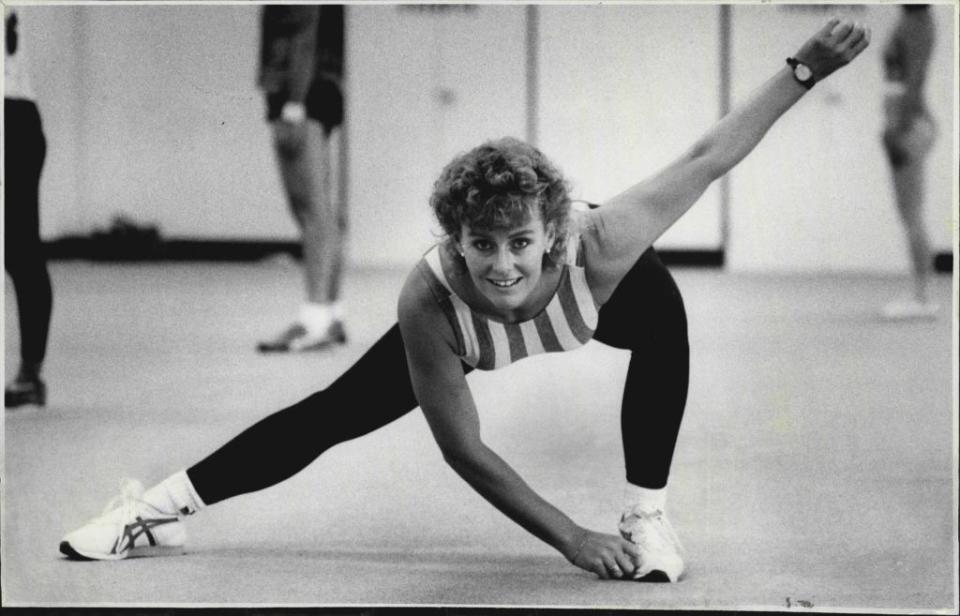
[{"x1": 795, "y1": 63, "x2": 813, "y2": 81}]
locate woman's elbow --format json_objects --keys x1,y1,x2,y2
[
  {"x1": 687, "y1": 139, "x2": 728, "y2": 181},
  {"x1": 438, "y1": 438, "x2": 485, "y2": 472}
]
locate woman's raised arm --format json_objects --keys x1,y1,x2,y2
[{"x1": 584, "y1": 18, "x2": 870, "y2": 297}]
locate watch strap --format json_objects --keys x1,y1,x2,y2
[{"x1": 786, "y1": 57, "x2": 816, "y2": 90}]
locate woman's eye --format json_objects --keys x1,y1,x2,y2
[
  {"x1": 473, "y1": 241, "x2": 492, "y2": 251},
  {"x1": 512, "y1": 238, "x2": 531, "y2": 249}
]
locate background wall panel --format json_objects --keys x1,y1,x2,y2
[
  {"x1": 11, "y1": 4, "x2": 956, "y2": 271},
  {"x1": 726, "y1": 4, "x2": 955, "y2": 272},
  {"x1": 538, "y1": 4, "x2": 723, "y2": 250}
]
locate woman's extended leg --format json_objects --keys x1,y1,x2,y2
[
  {"x1": 190, "y1": 323, "x2": 426, "y2": 505},
  {"x1": 61, "y1": 324, "x2": 470, "y2": 559},
  {"x1": 593, "y1": 247, "x2": 689, "y2": 490},
  {"x1": 592, "y1": 246, "x2": 689, "y2": 581}
]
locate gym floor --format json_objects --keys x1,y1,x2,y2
[{"x1": 2, "y1": 260, "x2": 956, "y2": 610}]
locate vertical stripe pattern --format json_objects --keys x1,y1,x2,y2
[{"x1": 417, "y1": 241, "x2": 598, "y2": 371}]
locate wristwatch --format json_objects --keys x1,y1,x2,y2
[{"x1": 786, "y1": 57, "x2": 816, "y2": 89}]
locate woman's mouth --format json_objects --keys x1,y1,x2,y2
[{"x1": 487, "y1": 277, "x2": 522, "y2": 289}]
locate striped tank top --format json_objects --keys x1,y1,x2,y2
[{"x1": 415, "y1": 238, "x2": 600, "y2": 371}]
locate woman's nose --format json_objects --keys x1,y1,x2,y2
[{"x1": 492, "y1": 248, "x2": 514, "y2": 273}]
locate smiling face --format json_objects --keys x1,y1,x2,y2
[{"x1": 458, "y1": 208, "x2": 555, "y2": 317}]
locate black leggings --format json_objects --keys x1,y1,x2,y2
[
  {"x1": 189, "y1": 247, "x2": 688, "y2": 504},
  {"x1": 4, "y1": 98, "x2": 53, "y2": 371}
]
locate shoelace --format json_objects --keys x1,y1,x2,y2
[
  {"x1": 621, "y1": 508, "x2": 682, "y2": 555},
  {"x1": 101, "y1": 478, "x2": 146, "y2": 518}
]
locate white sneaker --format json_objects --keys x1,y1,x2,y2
[
  {"x1": 618, "y1": 507, "x2": 686, "y2": 582},
  {"x1": 880, "y1": 299, "x2": 939, "y2": 321},
  {"x1": 256, "y1": 320, "x2": 347, "y2": 353},
  {"x1": 60, "y1": 479, "x2": 186, "y2": 560}
]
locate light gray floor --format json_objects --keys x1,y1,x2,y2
[{"x1": 2, "y1": 260, "x2": 956, "y2": 610}]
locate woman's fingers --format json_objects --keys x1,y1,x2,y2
[
  {"x1": 796, "y1": 17, "x2": 871, "y2": 79},
  {"x1": 839, "y1": 22, "x2": 868, "y2": 50},
  {"x1": 817, "y1": 16, "x2": 842, "y2": 38},
  {"x1": 606, "y1": 541, "x2": 642, "y2": 579},
  {"x1": 838, "y1": 22, "x2": 871, "y2": 64},
  {"x1": 828, "y1": 18, "x2": 855, "y2": 43},
  {"x1": 604, "y1": 559, "x2": 623, "y2": 579},
  {"x1": 571, "y1": 531, "x2": 646, "y2": 580},
  {"x1": 848, "y1": 26, "x2": 872, "y2": 59},
  {"x1": 614, "y1": 549, "x2": 637, "y2": 578},
  {"x1": 595, "y1": 558, "x2": 614, "y2": 579},
  {"x1": 840, "y1": 22, "x2": 864, "y2": 46},
  {"x1": 621, "y1": 538, "x2": 642, "y2": 562}
]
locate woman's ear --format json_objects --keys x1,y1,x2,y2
[{"x1": 545, "y1": 224, "x2": 557, "y2": 254}]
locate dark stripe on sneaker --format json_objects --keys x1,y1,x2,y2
[
  {"x1": 139, "y1": 517, "x2": 158, "y2": 546},
  {"x1": 120, "y1": 516, "x2": 179, "y2": 554}
]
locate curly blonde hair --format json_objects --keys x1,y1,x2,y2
[{"x1": 429, "y1": 137, "x2": 572, "y2": 265}]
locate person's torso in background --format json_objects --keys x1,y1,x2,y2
[
  {"x1": 259, "y1": 5, "x2": 344, "y2": 91},
  {"x1": 882, "y1": 8, "x2": 934, "y2": 120},
  {"x1": 5, "y1": 8, "x2": 36, "y2": 101}
]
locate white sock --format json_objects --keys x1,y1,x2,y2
[
  {"x1": 143, "y1": 470, "x2": 206, "y2": 516},
  {"x1": 623, "y1": 483, "x2": 667, "y2": 514},
  {"x1": 298, "y1": 302, "x2": 338, "y2": 333}
]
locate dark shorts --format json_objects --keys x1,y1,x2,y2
[{"x1": 266, "y1": 76, "x2": 343, "y2": 134}]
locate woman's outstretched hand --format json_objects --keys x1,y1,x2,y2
[
  {"x1": 567, "y1": 528, "x2": 642, "y2": 580},
  {"x1": 795, "y1": 17, "x2": 871, "y2": 81}
]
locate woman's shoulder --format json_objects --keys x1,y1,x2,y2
[
  {"x1": 398, "y1": 257, "x2": 461, "y2": 356},
  {"x1": 568, "y1": 205, "x2": 608, "y2": 260},
  {"x1": 400, "y1": 246, "x2": 462, "y2": 328},
  {"x1": 399, "y1": 264, "x2": 444, "y2": 334},
  {"x1": 568, "y1": 203, "x2": 639, "y2": 305},
  {"x1": 400, "y1": 257, "x2": 442, "y2": 317},
  {"x1": 561, "y1": 202, "x2": 597, "y2": 263}
]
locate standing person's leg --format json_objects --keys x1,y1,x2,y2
[
  {"x1": 4, "y1": 99, "x2": 53, "y2": 408},
  {"x1": 592, "y1": 247, "x2": 689, "y2": 581},
  {"x1": 895, "y1": 158, "x2": 931, "y2": 298},
  {"x1": 303, "y1": 126, "x2": 344, "y2": 305},
  {"x1": 259, "y1": 79, "x2": 347, "y2": 352},
  {"x1": 304, "y1": 77, "x2": 347, "y2": 313},
  {"x1": 61, "y1": 325, "x2": 471, "y2": 559},
  {"x1": 278, "y1": 121, "x2": 341, "y2": 303},
  {"x1": 882, "y1": 115, "x2": 938, "y2": 318}
]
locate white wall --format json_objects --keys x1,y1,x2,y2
[
  {"x1": 23, "y1": 5, "x2": 286, "y2": 239},
  {"x1": 78, "y1": 6, "x2": 287, "y2": 239},
  {"x1": 11, "y1": 4, "x2": 957, "y2": 271},
  {"x1": 538, "y1": 4, "x2": 722, "y2": 250},
  {"x1": 727, "y1": 4, "x2": 955, "y2": 272},
  {"x1": 346, "y1": 5, "x2": 527, "y2": 265},
  {"x1": 10, "y1": 7, "x2": 85, "y2": 234}
]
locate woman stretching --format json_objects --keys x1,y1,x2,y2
[{"x1": 60, "y1": 19, "x2": 869, "y2": 581}]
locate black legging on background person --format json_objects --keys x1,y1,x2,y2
[
  {"x1": 188, "y1": 246, "x2": 688, "y2": 505},
  {"x1": 4, "y1": 97, "x2": 53, "y2": 408}
]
